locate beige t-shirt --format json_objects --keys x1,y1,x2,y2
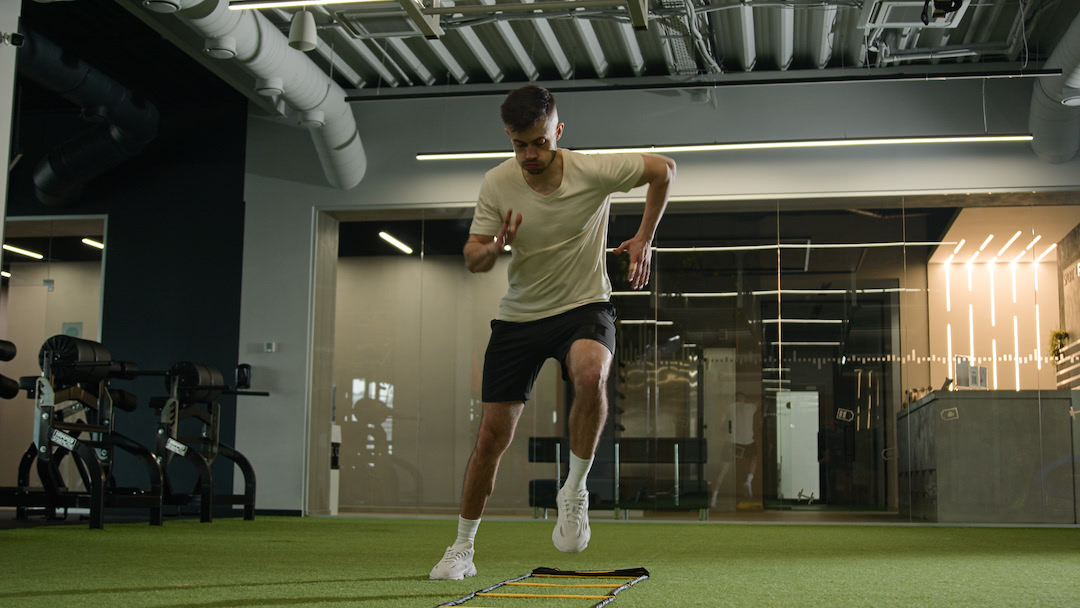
[{"x1": 470, "y1": 150, "x2": 645, "y2": 322}]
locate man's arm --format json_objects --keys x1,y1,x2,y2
[
  {"x1": 464, "y1": 209, "x2": 522, "y2": 273},
  {"x1": 613, "y1": 154, "x2": 676, "y2": 290}
]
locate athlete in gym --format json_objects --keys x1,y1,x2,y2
[{"x1": 430, "y1": 85, "x2": 676, "y2": 580}]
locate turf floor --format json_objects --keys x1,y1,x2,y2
[{"x1": 0, "y1": 516, "x2": 1078, "y2": 607}]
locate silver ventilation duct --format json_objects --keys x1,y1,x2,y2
[
  {"x1": 1029, "y1": 10, "x2": 1080, "y2": 163},
  {"x1": 17, "y1": 27, "x2": 160, "y2": 207},
  {"x1": 171, "y1": 0, "x2": 367, "y2": 189}
]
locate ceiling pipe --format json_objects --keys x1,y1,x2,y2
[
  {"x1": 16, "y1": 27, "x2": 160, "y2": 207},
  {"x1": 168, "y1": 0, "x2": 366, "y2": 189},
  {"x1": 1029, "y1": 9, "x2": 1080, "y2": 163}
]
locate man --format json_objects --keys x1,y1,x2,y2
[{"x1": 429, "y1": 85, "x2": 676, "y2": 581}]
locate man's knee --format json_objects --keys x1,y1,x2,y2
[{"x1": 475, "y1": 423, "x2": 514, "y2": 458}]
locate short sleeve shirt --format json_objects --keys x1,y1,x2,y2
[{"x1": 470, "y1": 150, "x2": 644, "y2": 321}]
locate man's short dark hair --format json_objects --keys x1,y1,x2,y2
[{"x1": 500, "y1": 85, "x2": 556, "y2": 132}]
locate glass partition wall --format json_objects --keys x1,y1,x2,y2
[{"x1": 324, "y1": 197, "x2": 1080, "y2": 525}]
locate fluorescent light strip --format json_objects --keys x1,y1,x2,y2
[
  {"x1": 417, "y1": 135, "x2": 1033, "y2": 160},
  {"x1": 762, "y1": 319, "x2": 842, "y2": 324},
  {"x1": 1024, "y1": 235, "x2": 1041, "y2": 251},
  {"x1": 763, "y1": 367, "x2": 790, "y2": 372},
  {"x1": 967, "y1": 250, "x2": 980, "y2": 265},
  {"x1": 989, "y1": 262, "x2": 995, "y2": 327},
  {"x1": 2, "y1": 244, "x2": 44, "y2": 260},
  {"x1": 378, "y1": 231, "x2": 414, "y2": 255},
  {"x1": 969, "y1": 304, "x2": 975, "y2": 360},
  {"x1": 952, "y1": 239, "x2": 966, "y2": 255},
  {"x1": 229, "y1": 0, "x2": 379, "y2": 9},
  {"x1": 997, "y1": 231, "x2": 1021, "y2": 257},
  {"x1": 752, "y1": 289, "x2": 846, "y2": 296},
  {"x1": 978, "y1": 235, "x2": 994, "y2": 251},
  {"x1": 656, "y1": 241, "x2": 953, "y2": 252},
  {"x1": 611, "y1": 291, "x2": 651, "y2": 297},
  {"x1": 619, "y1": 320, "x2": 674, "y2": 325},
  {"x1": 1034, "y1": 243, "x2": 1057, "y2": 263},
  {"x1": 1013, "y1": 316, "x2": 1020, "y2": 391},
  {"x1": 81, "y1": 238, "x2": 104, "y2": 250},
  {"x1": 0, "y1": 271, "x2": 9, "y2": 278},
  {"x1": 762, "y1": 378, "x2": 791, "y2": 383},
  {"x1": 992, "y1": 339, "x2": 998, "y2": 389},
  {"x1": 770, "y1": 341, "x2": 840, "y2": 346}
]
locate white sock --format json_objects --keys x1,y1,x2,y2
[
  {"x1": 564, "y1": 452, "x2": 594, "y2": 493},
  {"x1": 746, "y1": 473, "x2": 754, "y2": 484},
  {"x1": 455, "y1": 516, "x2": 480, "y2": 546}
]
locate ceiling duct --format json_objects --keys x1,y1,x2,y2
[
  {"x1": 1029, "y1": 9, "x2": 1080, "y2": 163},
  {"x1": 16, "y1": 27, "x2": 160, "y2": 207},
  {"x1": 171, "y1": 0, "x2": 366, "y2": 189}
]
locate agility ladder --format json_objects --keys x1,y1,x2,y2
[{"x1": 437, "y1": 567, "x2": 649, "y2": 608}]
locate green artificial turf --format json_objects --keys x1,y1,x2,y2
[{"x1": 1, "y1": 516, "x2": 1078, "y2": 607}]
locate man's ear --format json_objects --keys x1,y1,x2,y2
[{"x1": 555, "y1": 122, "x2": 565, "y2": 140}]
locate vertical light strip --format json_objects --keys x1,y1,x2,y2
[
  {"x1": 1033, "y1": 262, "x2": 1039, "y2": 292},
  {"x1": 989, "y1": 261, "x2": 996, "y2": 326},
  {"x1": 1035, "y1": 304, "x2": 1042, "y2": 371},
  {"x1": 966, "y1": 263, "x2": 973, "y2": 291},
  {"x1": 945, "y1": 262, "x2": 952, "y2": 312},
  {"x1": 947, "y1": 323, "x2": 954, "y2": 386},
  {"x1": 969, "y1": 304, "x2": 975, "y2": 359},
  {"x1": 992, "y1": 339, "x2": 998, "y2": 389},
  {"x1": 1013, "y1": 315, "x2": 1020, "y2": 391},
  {"x1": 1011, "y1": 263, "x2": 1017, "y2": 303}
]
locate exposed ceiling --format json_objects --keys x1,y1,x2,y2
[{"x1": 117, "y1": 0, "x2": 1078, "y2": 106}]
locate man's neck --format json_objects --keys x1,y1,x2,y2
[{"x1": 522, "y1": 149, "x2": 564, "y2": 195}]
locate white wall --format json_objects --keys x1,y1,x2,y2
[
  {"x1": 240, "y1": 78, "x2": 1080, "y2": 511},
  {"x1": 0, "y1": 1, "x2": 20, "y2": 246}
]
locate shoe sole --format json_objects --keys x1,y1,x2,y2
[{"x1": 430, "y1": 565, "x2": 476, "y2": 581}]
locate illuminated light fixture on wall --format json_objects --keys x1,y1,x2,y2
[
  {"x1": 947, "y1": 323, "x2": 953, "y2": 386},
  {"x1": 1034, "y1": 243, "x2": 1057, "y2": 263},
  {"x1": 2, "y1": 244, "x2": 43, "y2": 260},
  {"x1": 378, "y1": 231, "x2": 413, "y2": 254},
  {"x1": 503, "y1": 244, "x2": 511, "y2": 252},
  {"x1": 952, "y1": 239, "x2": 966, "y2": 255},
  {"x1": 1024, "y1": 235, "x2": 1041, "y2": 251},
  {"x1": 81, "y1": 238, "x2": 104, "y2": 250},
  {"x1": 978, "y1": 235, "x2": 994, "y2": 251},
  {"x1": 1035, "y1": 304, "x2": 1042, "y2": 370},
  {"x1": 417, "y1": 135, "x2": 1034, "y2": 161},
  {"x1": 992, "y1": 339, "x2": 998, "y2": 389},
  {"x1": 619, "y1": 319, "x2": 674, "y2": 325},
  {"x1": 1013, "y1": 316, "x2": 1020, "y2": 390},
  {"x1": 762, "y1": 319, "x2": 842, "y2": 324},
  {"x1": 770, "y1": 341, "x2": 840, "y2": 346},
  {"x1": 1010, "y1": 250, "x2": 1027, "y2": 265},
  {"x1": 997, "y1": 231, "x2": 1022, "y2": 257},
  {"x1": 0, "y1": 271, "x2": 9, "y2": 278},
  {"x1": 967, "y1": 250, "x2": 980, "y2": 264}
]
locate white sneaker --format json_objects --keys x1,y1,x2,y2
[
  {"x1": 429, "y1": 542, "x2": 477, "y2": 580},
  {"x1": 552, "y1": 486, "x2": 590, "y2": 553}
]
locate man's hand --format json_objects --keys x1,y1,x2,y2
[
  {"x1": 613, "y1": 235, "x2": 652, "y2": 290},
  {"x1": 464, "y1": 209, "x2": 522, "y2": 273},
  {"x1": 494, "y1": 209, "x2": 523, "y2": 253}
]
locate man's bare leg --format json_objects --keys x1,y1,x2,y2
[
  {"x1": 431, "y1": 401, "x2": 522, "y2": 580},
  {"x1": 553, "y1": 339, "x2": 612, "y2": 553}
]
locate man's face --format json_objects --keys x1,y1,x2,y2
[{"x1": 506, "y1": 112, "x2": 563, "y2": 176}]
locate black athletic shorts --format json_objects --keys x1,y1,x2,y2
[{"x1": 482, "y1": 302, "x2": 617, "y2": 403}]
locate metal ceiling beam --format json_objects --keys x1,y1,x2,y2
[
  {"x1": 397, "y1": 0, "x2": 444, "y2": 38},
  {"x1": 388, "y1": 38, "x2": 436, "y2": 85},
  {"x1": 626, "y1": 0, "x2": 649, "y2": 30},
  {"x1": 574, "y1": 16, "x2": 609, "y2": 77},
  {"x1": 271, "y1": 9, "x2": 365, "y2": 87},
  {"x1": 479, "y1": 0, "x2": 539, "y2": 81},
  {"x1": 442, "y1": 0, "x2": 504, "y2": 82},
  {"x1": 344, "y1": 63, "x2": 1057, "y2": 101},
  {"x1": 807, "y1": 6, "x2": 837, "y2": 69},
  {"x1": 524, "y1": 0, "x2": 574, "y2": 80},
  {"x1": 775, "y1": 2, "x2": 793, "y2": 70},
  {"x1": 734, "y1": 4, "x2": 756, "y2": 71},
  {"x1": 310, "y1": 5, "x2": 400, "y2": 86},
  {"x1": 618, "y1": 22, "x2": 646, "y2": 76},
  {"x1": 427, "y1": 39, "x2": 469, "y2": 84}
]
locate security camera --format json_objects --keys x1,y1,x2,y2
[{"x1": 2, "y1": 32, "x2": 24, "y2": 47}]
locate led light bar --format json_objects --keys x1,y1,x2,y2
[
  {"x1": 378, "y1": 231, "x2": 414, "y2": 255},
  {"x1": 2, "y1": 244, "x2": 44, "y2": 260},
  {"x1": 417, "y1": 135, "x2": 1033, "y2": 161},
  {"x1": 82, "y1": 238, "x2": 104, "y2": 250}
]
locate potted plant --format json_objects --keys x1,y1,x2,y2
[{"x1": 1049, "y1": 329, "x2": 1069, "y2": 359}]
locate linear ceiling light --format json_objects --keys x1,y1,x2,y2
[
  {"x1": 762, "y1": 319, "x2": 843, "y2": 324},
  {"x1": 378, "y1": 231, "x2": 413, "y2": 254},
  {"x1": 619, "y1": 320, "x2": 674, "y2": 325},
  {"x1": 417, "y1": 135, "x2": 1034, "y2": 160},
  {"x1": 1024, "y1": 235, "x2": 1041, "y2": 250},
  {"x1": 3, "y1": 244, "x2": 44, "y2": 260},
  {"x1": 952, "y1": 239, "x2": 966, "y2": 254},
  {"x1": 978, "y1": 234, "x2": 994, "y2": 251},
  {"x1": 771, "y1": 341, "x2": 841, "y2": 346},
  {"x1": 996, "y1": 231, "x2": 1021, "y2": 257},
  {"x1": 1034, "y1": 243, "x2": 1057, "y2": 263},
  {"x1": 81, "y1": 238, "x2": 105, "y2": 250},
  {"x1": 1, "y1": 271, "x2": 9, "y2": 278}
]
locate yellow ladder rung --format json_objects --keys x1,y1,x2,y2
[
  {"x1": 505, "y1": 582, "x2": 618, "y2": 588},
  {"x1": 477, "y1": 592, "x2": 615, "y2": 600}
]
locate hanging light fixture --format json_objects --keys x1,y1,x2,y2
[{"x1": 288, "y1": 9, "x2": 317, "y2": 52}]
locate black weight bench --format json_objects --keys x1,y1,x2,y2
[
  {"x1": 528, "y1": 436, "x2": 710, "y2": 521},
  {"x1": 0, "y1": 336, "x2": 164, "y2": 529},
  {"x1": 150, "y1": 361, "x2": 267, "y2": 522}
]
